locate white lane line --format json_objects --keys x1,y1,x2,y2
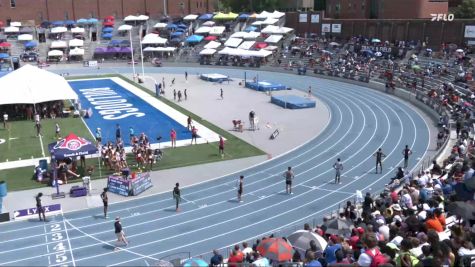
[
  {"x1": 43, "y1": 222, "x2": 51, "y2": 266},
  {"x1": 38, "y1": 134, "x2": 45, "y2": 157},
  {"x1": 299, "y1": 184, "x2": 354, "y2": 195},
  {"x1": 61, "y1": 212, "x2": 76, "y2": 267}
]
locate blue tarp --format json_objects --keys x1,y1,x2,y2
[
  {"x1": 0, "y1": 53, "x2": 9, "y2": 59},
  {"x1": 102, "y1": 27, "x2": 113, "y2": 33},
  {"x1": 171, "y1": 31, "x2": 184, "y2": 37},
  {"x1": 271, "y1": 95, "x2": 316, "y2": 109},
  {"x1": 177, "y1": 23, "x2": 187, "y2": 29},
  {"x1": 198, "y1": 14, "x2": 213, "y2": 20},
  {"x1": 87, "y1": 18, "x2": 99, "y2": 24},
  {"x1": 167, "y1": 23, "x2": 177, "y2": 29},
  {"x1": 186, "y1": 35, "x2": 204, "y2": 43},
  {"x1": 64, "y1": 20, "x2": 76, "y2": 26},
  {"x1": 24, "y1": 41, "x2": 37, "y2": 48},
  {"x1": 244, "y1": 26, "x2": 257, "y2": 32},
  {"x1": 101, "y1": 33, "x2": 113, "y2": 39}
]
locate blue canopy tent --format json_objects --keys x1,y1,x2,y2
[
  {"x1": 0, "y1": 53, "x2": 9, "y2": 59},
  {"x1": 109, "y1": 39, "x2": 121, "y2": 46},
  {"x1": 51, "y1": 21, "x2": 64, "y2": 26},
  {"x1": 87, "y1": 18, "x2": 99, "y2": 24},
  {"x1": 175, "y1": 28, "x2": 185, "y2": 32},
  {"x1": 186, "y1": 35, "x2": 204, "y2": 43},
  {"x1": 244, "y1": 26, "x2": 257, "y2": 32},
  {"x1": 166, "y1": 23, "x2": 177, "y2": 30},
  {"x1": 101, "y1": 32, "x2": 113, "y2": 39},
  {"x1": 177, "y1": 23, "x2": 187, "y2": 29},
  {"x1": 76, "y1": 18, "x2": 88, "y2": 24},
  {"x1": 102, "y1": 27, "x2": 113, "y2": 33},
  {"x1": 24, "y1": 41, "x2": 37, "y2": 48},
  {"x1": 238, "y1": 13, "x2": 250, "y2": 20},
  {"x1": 198, "y1": 13, "x2": 213, "y2": 20},
  {"x1": 171, "y1": 31, "x2": 184, "y2": 38},
  {"x1": 64, "y1": 20, "x2": 76, "y2": 26}
]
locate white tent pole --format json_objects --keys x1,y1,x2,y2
[
  {"x1": 139, "y1": 25, "x2": 145, "y2": 79},
  {"x1": 129, "y1": 29, "x2": 136, "y2": 80}
]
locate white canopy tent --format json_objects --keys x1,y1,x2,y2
[
  {"x1": 238, "y1": 41, "x2": 256, "y2": 50},
  {"x1": 264, "y1": 35, "x2": 283, "y2": 43},
  {"x1": 137, "y1": 15, "x2": 149, "y2": 21},
  {"x1": 69, "y1": 39, "x2": 84, "y2": 47},
  {"x1": 50, "y1": 40, "x2": 68, "y2": 49},
  {"x1": 195, "y1": 26, "x2": 211, "y2": 34},
  {"x1": 251, "y1": 21, "x2": 264, "y2": 26},
  {"x1": 271, "y1": 11, "x2": 285, "y2": 19},
  {"x1": 261, "y1": 18, "x2": 279, "y2": 25},
  {"x1": 142, "y1": 34, "x2": 168, "y2": 45},
  {"x1": 264, "y1": 45, "x2": 278, "y2": 51},
  {"x1": 230, "y1": 31, "x2": 260, "y2": 39},
  {"x1": 71, "y1": 27, "x2": 85, "y2": 33},
  {"x1": 0, "y1": 64, "x2": 77, "y2": 105},
  {"x1": 256, "y1": 11, "x2": 272, "y2": 19},
  {"x1": 69, "y1": 48, "x2": 85, "y2": 56},
  {"x1": 18, "y1": 34, "x2": 33, "y2": 41},
  {"x1": 51, "y1": 27, "x2": 68, "y2": 34},
  {"x1": 4, "y1": 26, "x2": 19, "y2": 33},
  {"x1": 204, "y1": 40, "x2": 221, "y2": 49},
  {"x1": 184, "y1": 14, "x2": 198, "y2": 21},
  {"x1": 202, "y1": 21, "x2": 215, "y2": 26},
  {"x1": 118, "y1": 24, "x2": 133, "y2": 31},
  {"x1": 261, "y1": 25, "x2": 293, "y2": 35},
  {"x1": 48, "y1": 50, "x2": 63, "y2": 57},
  {"x1": 153, "y1": 22, "x2": 168, "y2": 28},
  {"x1": 218, "y1": 47, "x2": 272, "y2": 58},
  {"x1": 143, "y1": 47, "x2": 176, "y2": 52},
  {"x1": 224, "y1": 38, "x2": 243, "y2": 48},
  {"x1": 124, "y1": 15, "x2": 139, "y2": 21},
  {"x1": 199, "y1": 48, "x2": 217, "y2": 55},
  {"x1": 209, "y1": 26, "x2": 225, "y2": 36},
  {"x1": 10, "y1": 21, "x2": 21, "y2": 27}
]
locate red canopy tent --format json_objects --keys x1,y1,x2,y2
[
  {"x1": 0, "y1": 21, "x2": 4, "y2": 27},
  {"x1": 204, "y1": 35, "x2": 217, "y2": 41},
  {"x1": 0, "y1": 42, "x2": 11, "y2": 48},
  {"x1": 255, "y1": 42, "x2": 268, "y2": 49},
  {"x1": 104, "y1": 16, "x2": 115, "y2": 21}
]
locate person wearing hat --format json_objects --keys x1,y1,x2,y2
[
  {"x1": 114, "y1": 217, "x2": 128, "y2": 246},
  {"x1": 324, "y1": 235, "x2": 342, "y2": 264}
]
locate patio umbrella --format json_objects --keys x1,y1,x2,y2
[
  {"x1": 0, "y1": 53, "x2": 9, "y2": 59},
  {"x1": 64, "y1": 20, "x2": 76, "y2": 26},
  {"x1": 447, "y1": 201, "x2": 475, "y2": 220},
  {"x1": 287, "y1": 230, "x2": 328, "y2": 257},
  {"x1": 255, "y1": 42, "x2": 268, "y2": 49},
  {"x1": 256, "y1": 237, "x2": 293, "y2": 262},
  {"x1": 51, "y1": 20, "x2": 64, "y2": 26},
  {"x1": 456, "y1": 48, "x2": 464, "y2": 53},
  {"x1": 103, "y1": 21, "x2": 114, "y2": 27},
  {"x1": 244, "y1": 26, "x2": 257, "y2": 32},
  {"x1": 239, "y1": 13, "x2": 250, "y2": 20},
  {"x1": 362, "y1": 49, "x2": 373, "y2": 57},
  {"x1": 76, "y1": 18, "x2": 88, "y2": 24},
  {"x1": 94, "y1": 47, "x2": 107, "y2": 54},
  {"x1": 177, "y1": 23, "x2": 187, "y2": 29},
  {"x1": 186, "y1": 35, "x2": 204, "y2": 43},
  {"x1": 109, "y1": 39, "x2": 121, "y2": 46},
  {"x1": 24, "y1": 41, "x2": 37, "y2": 48},
  {"x1": 153, "y1": 260, "x2": 174, "y2": 267},
  {"x1": 199, "y1": 13, "x2": 213, "y2": 20},
  {"x1": 371, "y1": 38, "x2": 381, "y2": 43},
  {"x1": 87, "y1": 18, "x2": 99, "y2": 24},
  {"x1": 101, "y1": 33, "x2": 113, "y2": 39},
  {"x1": 48, "y1": 133, "x2": 98, "y2": 160},
  {"x1": 204, "y1": 35, "x2": 217, "y2": 41},
  {"x1": 102, "y1": 27, "x2": 113, "y2": 33},
  {"x1": 166, "y1": 23, "x2": 177, "y2": 30},
  {"x1": 182, "y1": 258, "x2": 208, "y2": 267},
  {"x1": 324, "y1": 218, "x2": 354, "y2": 235},
  {"x1": 0, "y1": 42, "x2": 11, "y2": 47},
  {"x1": 171, "y1": 31, "x2": 183, "y2": 38}
]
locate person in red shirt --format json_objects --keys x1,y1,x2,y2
[
  {"x1": 170, "y1": 129, "x2": 177, "y2": 148},
  {"x1": 227, "y1": 249, "x2": 243, "y2": 267},
  {"x1": 219, "y1": 136, "x2": 224, "y2": 158},
  {"x1": 425, "y1": 211, "x2": 444, "y2": 232},
  {"x1": 434, "y1": 208, "x2": 446, "y2": 229}
]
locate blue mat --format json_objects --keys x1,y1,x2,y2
[
  {"x1": 68, "y1": 78, "x2": 191, "y2": 144},
  {"x1": 245, "y1": 81, "x2": 286, "y2": 91},
  {"x1": 271, "y1": 95, "x2": 316, "y2": 109}
]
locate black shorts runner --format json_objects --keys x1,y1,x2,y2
[
  {"x1": 103, "y1": 201, "x2": 108, "y2": 207},
  {"x1": 286, "y1": 180, "x2": 292, "y2": 185}
]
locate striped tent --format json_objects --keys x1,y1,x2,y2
[{"x1": 256, "y1": 237, "x2": 293, "y2": 262}]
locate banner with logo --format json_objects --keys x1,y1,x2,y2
[
  {"x1": 311, "y1": 14, "x2": 320, "y2": 23},
  {"x1": 465, "y1": 25, "x2": 475, "y2": 38},
  {"x1": 331, "y1": 24, "x2": 342, "y2": 33},
  {"x1": 322, "y1": 24, "x2": 331, "y2": 33},
  {"x1": 48, "y1": 133, "x2": 98, "y2": 160},
  {"x1": 299, "y1": 13, "x2": 308, "y2": 23}
]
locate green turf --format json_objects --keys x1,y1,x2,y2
[{"x1": 0, "y1": 74, "x2": 265, "y2": 191}]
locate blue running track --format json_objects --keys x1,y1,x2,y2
[{"x1": 0, "y1": 67, "x2": 431, "y2": 266}]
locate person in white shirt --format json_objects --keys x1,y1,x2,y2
[
  {"x1": 2, "y1": 112, "x2": 7, "y2": 128},
  {"x1": 241, "y1": 242, "x2": 253, "y2": 258},
  {"x1": 333, "y1": 158, "x2": 343, "y2": 184}
]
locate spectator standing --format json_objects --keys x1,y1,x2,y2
[
  {"x1": 34, "y1": 120, "x2": 42, "y2": 136},
  {"x1": 324, "y1": 235, "x2": 342, "y2": 264},
  {"x1": 95, "y1": 128, "x2": 102, "y2": 145},
  {"x1": 402, "y1": 145, "x2": 412, "y2": 169},
  {"x1": 3, "y1": 112, "x2": 7, "y2": 128},
  {"x1": 236, "y1": 175, "x2": 244, "y2": 202},
  {"x1": 210, "y1": 249, "x2": 223, "y2": 266},
  {"x1": 220, "y1": 88, "x2": 223, "y2": 99},
  {"x1": 36, "y1": 192, "x2": 46, "y2": 221},
  {"x1": 55, "y1": 123, "x2": 61, "y2": 139},
  {"x1": 170, "y1": 129, "x2": 177, "y2": 148},
  {"x1": 114, "y1": 217, "x2": 128, "y2": 246},
  {"x1": 184, "y1": 89, "x2": 187, "y2": 100},
  {"x1": 173, "y1": 89, "x2": 177, "y2": 101},
  {"x1": 308, "y1": 86, "x2": 312, "y2": 97},
  {"x1": 101, "y1": 188, "x2": 109, "y2": 218},
  {"x1": 128, "y1": 126, "x2": 134, "y2": 145},
  {"x1": 249, "y1": 110, "x2": 255, "y2": 130},
  {"x1": 187, "y1": 116, "x2": 192, "y2": 130},
  {"x1": 185, "y1": 71, "x2": 188, "y2": 81},
  {"x1": 115, "y1": 124, "x2": 121, "y2": 143},
  {"x1": 177, "y1": 90, "x2": 182, "y2": 101},
  {"x1": 284, "y1": 166, "x2": 295, "y2": 194},
  {"x1": 333, "y1": 158, "x2": 343, "y2": 184},
  {"x1": 373, "y1": 148, "x2": 386, "y2": 174},
  {"x1": 173, "y1": 182, "x2": 181, "y2": 212}
]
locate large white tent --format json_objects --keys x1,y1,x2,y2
[
  {"x1": 50, "y1": 40, "x2": 67, "y2": 49},
  {"x1": 199, "y1": 48, "x2": 217, "y2": 55},
  {"x1": 265, "y1": 35, "x2": 283, "y2": 43},
  {"x1": 218, "y1": 47, "x2": 272, "y2": 58},
  {"x1": 71, "y1": 27, "x2": 85, "y2": 33},
  {"x1": 69, "y1": 48, "x2": 85, "y2": 56},
  {"x1": 184, "y1": 14, "x2": 198, "y2": 21},
  {"x1": 195, "y1": 26, "x2": 212, "y2": 34},
  {"x1": 261, "y1": 25, "x2": 293, "y2": 35},
  {"x1": 69, "y1": 39, "x2": 84, "y2": 47},
  {"x1": 0, "y1": 64, "x2": 78, "y2": 105},
  {"x1": 209, "y1": 26, "x2": 225, "y2": 36},
  {"x1": 142, "y1": 34, "x2": 168, "y2": 45},
  {"x1": 238, "y1": 41, "x2": 256, "y2": 50},
  {"x1": 224, "y1": 38, "x2": 243, "y2": 48},
  {"x1": 204, "y1": 40, "x2": 221, "y2": 49}
]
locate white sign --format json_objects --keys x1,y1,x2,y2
[
  {"x1": 331, "y1": 24, "x2": 342, "y2": 33},
  {"x1": 299, "y1": 13, "x2": 308, "y2": 23},
  {"x1": 88, "y1": 60, "x2": 98, "y2": 67},
  {"x1": 430, "y1": 13, "x2": 454, "y2": 22},
  {"x1": 311, "y1": 14, "x2": 320, "y2": 23},
  {"x1": 465, "y1": 25, "x2": 475, "y2": 38},
  {"x1": 322, "y1": 23, "x2": 331, "y2": 33}
]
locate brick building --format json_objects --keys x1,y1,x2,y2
[
  {"x1": 325, "y1": 0, "x2": 449, "y2": 19},
  {"x1": 0, "y1": 0, "x2": 217, "y2": 23}
]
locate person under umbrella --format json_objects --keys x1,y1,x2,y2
[{"x1": 256, "y1": 237, "x2": 293, "y2": 262}]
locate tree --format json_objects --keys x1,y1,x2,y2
[{"x1": 454, "y1": 0, "x2": 475, "y2": 19}]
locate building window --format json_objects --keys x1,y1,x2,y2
[
  {"x1": 197, "y1": 2, "x2": 199, "y2": 8},
  {"x1": 10, "y1": 0, "x2": 16, "y2": 8}
]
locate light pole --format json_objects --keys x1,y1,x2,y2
[
  {"x1": 128, "y1": 28, "x2": 137, "y2": 80},
  {"x1": 139, "y1": 25, "x2": 145, "y2": 80}
]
